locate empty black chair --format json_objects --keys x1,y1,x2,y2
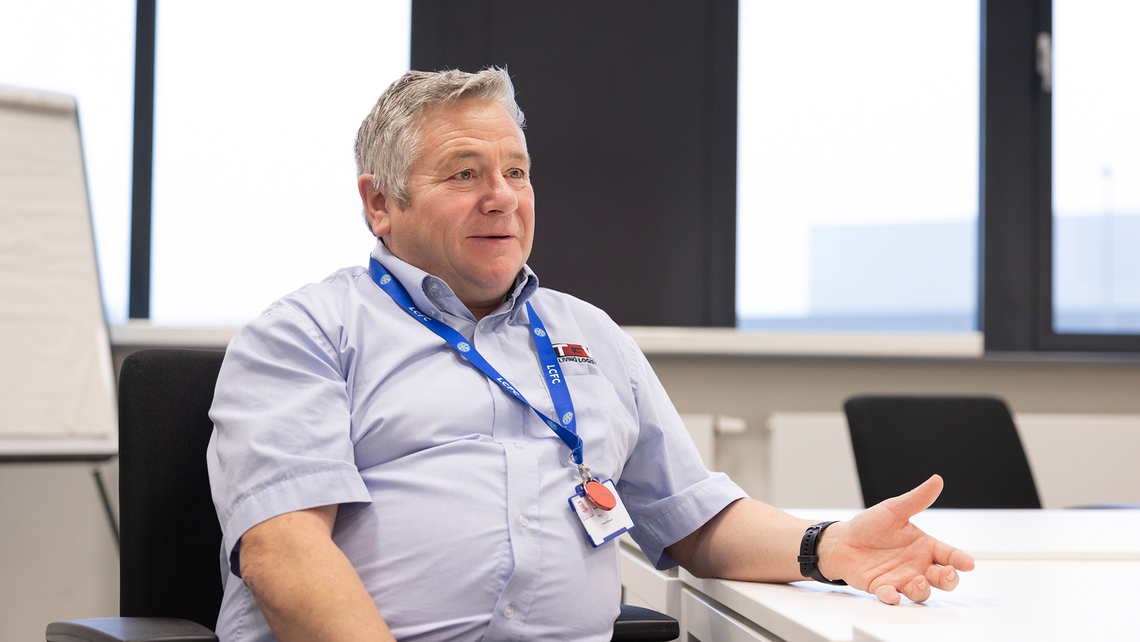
[
  {"x1": 48, "y1": 348, "x2": 677, "y2": 641},
  {"x1": 844, "y1": 395, "x2": 1041, "y2": 509},
  {"x1": 47, "y1": 348, "x2": 227, "y2": 642}
]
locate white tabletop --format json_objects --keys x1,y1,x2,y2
[
  {"x1": 683, "y1": 561, "x2": 1140, "y2": 642},
  {"x1": 851, "y1": 560, "x2": 1140, "y2": 641},
  {"x1": 783, "y1": 508, "x2": 1140, "y2": 560},
  {"x1": 679, "y1": 509, "x2": 1140, "y2": 642}
]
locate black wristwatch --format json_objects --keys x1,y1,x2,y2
[{"x1": 798, "y1": 521, "x2": 847, "y2": 585}]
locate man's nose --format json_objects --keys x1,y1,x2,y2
[{"x1": 481, "y1": 172, "x2": 518, "y2": 214}]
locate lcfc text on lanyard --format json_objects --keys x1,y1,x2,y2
[{"x1": 368, "y1": 258, "x2": 616, "y2": 511}]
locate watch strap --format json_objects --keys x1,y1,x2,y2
[{"x1": 798, "y1": 521, "x2": 847, "y2": 585}]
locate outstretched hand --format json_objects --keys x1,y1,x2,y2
[{"x1": 819, "y1": 475, "x2": 976, "y2": 605}]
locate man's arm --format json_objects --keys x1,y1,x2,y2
[
  {"x1": 665, "y1": 475, "x2": 976, "y2": 605},
  {"x1": 239, "y1": 505, "x2": 396, "y2": 642}
]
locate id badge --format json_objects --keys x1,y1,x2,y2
[{"x1": 567, "y1": 479, "x2": 635, "y2": 547}]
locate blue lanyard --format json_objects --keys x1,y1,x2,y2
[{"x1": 368, "y1": 258, "x2": 583, "y2": 465}]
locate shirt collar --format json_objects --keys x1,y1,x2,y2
[{"x1": 369, "y1": 239, "x2": 540, "y2": 323}]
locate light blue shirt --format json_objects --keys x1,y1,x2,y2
[{"x1": 206, "y1": 240, "x2": 746, "y2": 642}]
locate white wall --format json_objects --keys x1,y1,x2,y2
[
  {"x1": 647, "y1": 353, "x2": 1140, "y2": 503},
  {"x1": 765, "y1": 411, "x2": 1140, "y2": 509},
  {"x1": 0, "y1": 460, "x2": 118, "y2": 642}
]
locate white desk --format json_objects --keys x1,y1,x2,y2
[
  {"x1": 683, "y1": 561, "x2": 1140, "y2": 642},
  {"x1": 619, "y1": 536, "x2": 681, "y2": 617},
  {"x1": 851, "y1": 561, "x2": 1140, "y2": 641},
  {"x1": 784, "y1": 508, "x2": 1140, "y2": 560},
  {"x1": 670, "y1": 509, "x2": 1140, "y2": 642}
]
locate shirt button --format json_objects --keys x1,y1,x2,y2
[
  {"x1": 428, "y1": 282, "x2": 439, "y2": 292},
  {"x1": 503, "y1": 604, "x2": 514, "y2": 619},
  {"x1": 513, "y1": 443, "x2": 525, "y2": 450},
  {"x1": 519, "y1": 514, "x2": 530, "y2": 527}
]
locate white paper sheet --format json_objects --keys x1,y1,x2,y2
[{"x1": 0, "y1": 85, "x2": 117, "y2": 451}]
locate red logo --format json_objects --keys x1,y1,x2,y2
[{"x1": 552, "y1": 343, "x2": 592, "y2": 358}]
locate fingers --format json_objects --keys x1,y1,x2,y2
[
  {"x1": 925, "y1": 565, "x2": 959, "y2": 592},
  {"x1": 874, "y1": 565, "x2": 962, "y2": 605},
  {"x1": 904, "y1": 575, "x2": 932, "y2": 602},
  {"x1": 874, "y1": 584, "x2": 901, "y2": 606},
  {"x1": 879, "y1": 474, "x2": 944, "y2": 519},
  {"x1": 873, "y1": 574, "x2": 933, "y2": 605},
  {"x1": 949, "y1": 548, "x2": 976, "y2": 572},
  {"x1": 932, "y1": 539, "x2": 977, "y2": 572}
]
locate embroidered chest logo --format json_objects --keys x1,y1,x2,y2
[{"x1": 552, "y1": 342, "x2": 596, "y2": 365}]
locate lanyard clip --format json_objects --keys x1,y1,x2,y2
[{"x1": 577, "y1": 463, "x2": 595, "y2": 485}]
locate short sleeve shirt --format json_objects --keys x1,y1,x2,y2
[{"x1": 206, "y1": 240, "x2": 746, "y2": 642}]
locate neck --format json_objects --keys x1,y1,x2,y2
[{"x1": 465, "y1": 291, "x2": 510, "y2": 321}]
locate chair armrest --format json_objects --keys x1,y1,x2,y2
[
  {"x1": 46, "y1": 617, "x2": 217, "y2": 642},
  {"x1": 49, "y1": 608, "x2": 675, "y2": 642},
  {"x1": 611, "y1": 604, "x2": 679, "y2": 641}
]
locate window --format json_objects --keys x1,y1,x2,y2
[
  {"x1": 0, "y1": 1, "x2": 136, "y2": 323},
  {"x1": 1052, "y1": 0, "x2": 1140, "y2": 334},
  {"x1": 111, "y1": 1, "x2": 1140, "y2": 354},
  {"x1": 736, "y1": 1, "x2": 980, "y2": 332},
  {"x1": 149, "y1": 0, "x2": 410, "y2": 324}
]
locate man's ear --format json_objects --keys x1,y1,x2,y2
[{"x1": 358, "y1": 174, "x2": 394, "y2": 238}]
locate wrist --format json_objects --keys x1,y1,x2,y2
[
  {"x1": 815, "y1": 520, "x2": 846, "y2": 582},
  {"x1": 797, "y1": 521, "x2": 847, "y2": 585}
]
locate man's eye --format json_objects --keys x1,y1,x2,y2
[
  {"x1": 507, "y1": 169, "x2": 525, "y2": 179},
  {"x1": 455, "y1": 170, "x2": 473, "y2": 180}
]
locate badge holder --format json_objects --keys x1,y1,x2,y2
[{"x1": 568, "y1": 464, "x2": 635, "y2": 547}]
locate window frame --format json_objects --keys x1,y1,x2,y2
[
  {"x1": 128, "y1": 0, "x2": 155, "y2": 319},
  {"x1": 1035, "y1": 0, "x2": 1140, "y2": 351},
  {"x1": 983, "y1": 0, "x2": 1140, "y2": 352}
]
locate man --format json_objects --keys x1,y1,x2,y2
[{"x1": 207, "y1": 68, "x2": 974, "y2": 642}]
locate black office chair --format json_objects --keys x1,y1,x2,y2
[
  {"x1": 48, "y1": 348, "x2": 678, "y2": 642},
  {"x1": 843, "y1": 395, "x2": 1041, "y2": 509}
]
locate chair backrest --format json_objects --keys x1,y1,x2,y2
[
  {"x1": 843, "y1": 395, "x2": 1041, "y2": 509},
  {"x1": 118, "y1": 348, "x2": 227, "y2": 631}
]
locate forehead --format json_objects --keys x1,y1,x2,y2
[{"x1": 414, "y1": 98, "x2": 528, "y2": 161}]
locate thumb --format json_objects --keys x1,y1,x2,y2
[{"x1": 880, "y1": 474, "x2": 943, "y2": 519}]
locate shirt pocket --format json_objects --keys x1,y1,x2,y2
[{"x1": 564, "y1": 373, "x2": 638, "y2": 482}]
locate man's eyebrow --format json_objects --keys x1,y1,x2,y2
[
  {"x1": 446, "y1": 150, "x2": 483, "y2": 162},
  {"x1": 442, "y1": 149, "x2": 531, "y2": 166}
]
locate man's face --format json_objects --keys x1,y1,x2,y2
[{"x1": 363, "y1": 98, "x2": 534, "y2": 312}]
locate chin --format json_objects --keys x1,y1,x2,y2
[{"x1": 470, "y1": 263, "x2": 523, "y2": 289}]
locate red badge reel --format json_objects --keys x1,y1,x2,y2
[
  {"x1": 583, "y1": 479, "x2": 616, "y2": 511},
  {"x1": 569, "y1": 466, "x2": 635, "y2": 547}
]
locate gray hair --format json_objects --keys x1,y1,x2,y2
[{"x1": 354, "y1": 68, "x2": 526, "y2": 228}]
